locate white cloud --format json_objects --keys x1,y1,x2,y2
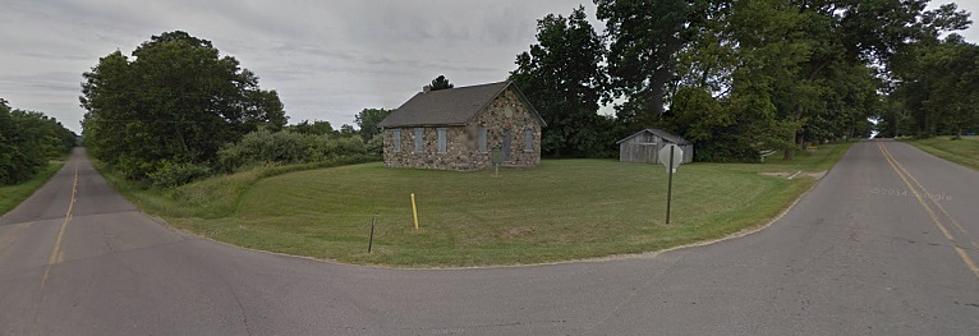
[
  {"x1": 2, "y1": 0, "x2": 976, "y2": 133},
  {"x1": 0, "y1": 0, "x2": 598, "y2": 132}
]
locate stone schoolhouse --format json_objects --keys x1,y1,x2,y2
[{"x1": 379, "y1": 81, "x2": 545, "y2": 170}]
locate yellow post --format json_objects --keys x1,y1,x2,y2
[{"x1": 410, "y1": 193, "x2": 419, "y2": 230}]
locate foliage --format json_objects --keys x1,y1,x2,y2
[
  {"x1": 217, "y1": 129, "x2": 370, "y2": 172},
  {"x1": 595, "y1": 0, "x2": 711, "y2": 123},
  {"x1": 354, "y1": 108, "x2": 392, "y2": 142},
  {"x1": 0, "y1": 98, "x2": 75, "y2": 185},
  {"x1": 585, "y1": 0, "x2": 960, "y2": 161},
  {"x1": 429, "y1": 75, "x2": 453, "y2": 90},
  {"x1": 146, "y1": 160, "x2": 213, "y2": 187},
  {"x1": 887, "y1": 28, "x2": 979, "y2": 137},
  {"x1": 80, "y1": 31, "x2": 287, "y2": 181},
  {"x1": 510, "y1": 6, "x2": 616, "y2": 157},
  {"x1": 286, "y1": 120, "x2": 334, "y2": 135}
]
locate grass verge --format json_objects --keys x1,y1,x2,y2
[
  {"x1": 903, "y1": 136, "x2": 979, "y2": 171},
  {"x1": 103, "y1": 144, "x2": 851, "y2": 267},
  {"x1": 0, "y1": 161, "x2": 65, "y2": 215}
]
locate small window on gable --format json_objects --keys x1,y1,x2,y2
[
  {"x1": 524, "y1": 128, "x2": 534, "y2": 152},
  {"x1": 437, "y1": 128, "x2": 447, "y2": 153},
  {"x1": 414, "y1": 128, "x2": 424, "y2": 153},
  {"x1": 392, "y1": 129, "x2": 401, "y2": 152},
  {"x1": 478, "y1": 127, "x2": 488, "y2": 153}
]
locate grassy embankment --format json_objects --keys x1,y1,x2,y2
[
  {"x1": 103, "y1": 143, "x2": 851, "y2": 267},
  {"x1": 0, "y1": 162, "x2": 65, "y2": 215},
  {"x1": 904, "y1": 136, "x2": 979, "y2": 171}
]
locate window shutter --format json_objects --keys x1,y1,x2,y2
[
  {"x1": 524, "y1": 128, "x2": 534, "y2": 151},
  {"x1": 437, "y1": 128, "x2": 447, "y2": 153},
  {"x1": 392, "y1": 129, "x2": 401, "y2": 152},
  {"x1": 414, "y1": 128, "x2": 423, "y2": 153},
  {"x1": 478, "y1": 128, "x2": 487, "y2": 153}
]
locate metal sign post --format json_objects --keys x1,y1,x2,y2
[
  {"x1": 666, "y1": 146, "x2": 674, "y2": 224},
  {"x1": 659, "y1": 144, "x2": 684, "y2": 224},
  {"x1": 491, "y1": 148, "x2": 502, "y2": 176}
]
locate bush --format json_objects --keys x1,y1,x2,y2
[
  {"x1": 366, "y1": 135, "x2": 383, "y2": 155},
  {"x1": 147, "y1": 160, "x2": 212, "y2": 187},
  {"x1": 217, "y1": 129, "x2": 374, "y2": 172}
]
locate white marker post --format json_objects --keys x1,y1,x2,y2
[{"x1": 659, "y1": 144, "x2": 683, "y2": 224}]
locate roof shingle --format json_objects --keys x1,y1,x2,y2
[{"x1": 379, "y1": 81, "x2": 516, "y2": 128}]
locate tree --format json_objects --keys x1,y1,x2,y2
[
  {"x1": 511, "y1": 6, "x2": 613, "y2": 157},
  {"x1": 80, "y1": 31, "x2": 287, "y2": 180},
  {"x1": 595, "y1": 0, "x2": 711, "y2": 125},
  {"x1": 287, "y1": 120, "x2": 335, "y2": 136},
  {"x1": 0, "y1": 98, "x2": 75, "y2": 184},
  {"x1": 430, "y1": 75, "x2": 454, "y2": 90},
  {"x1": 354, "y1": 108, "x2": 392, "y2": 141},
  {"x1": 882, "y1": 3, "x2": 974, "y2": 137},
  {"x1": 340, "y1": 124, "x2": 356, "y2": 135}
]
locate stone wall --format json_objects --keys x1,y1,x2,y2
[
  {"x1": 382, "y1": 86, "x2": 542, "y2": 171},
  {"x1": 382, "y1": 127, "x2": 472, "y2": 170},
  {"x1": 467, "y1": 86, "x2": 541, "y2": 168}
]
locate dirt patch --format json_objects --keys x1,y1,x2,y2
[
  {"x1": 760, "y1": 170, "x2": 827, "y2": 180},
  {"x1": 804, "y1": 171, "x2": 827, "y2": 179},
  {"x1": 500, "y1": 227, "x2": 535, "y2": 239}
]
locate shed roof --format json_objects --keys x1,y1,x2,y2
[
  {"x1": 379, "y1": 81, "x2": 544, "y2": 128},
  {"x1": 616, "y1": 128, "x2": 691, "y2": 145}
]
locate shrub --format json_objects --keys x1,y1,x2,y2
[
  {"x1": 366, "y1": 135, "x2": 383, "y2": 155},
  {"x1": 218, "y1": 129, "x2": 375, "y2": 172},
  {"x1": 147, "y1": 160, "x2": 212, "y2": 187}
]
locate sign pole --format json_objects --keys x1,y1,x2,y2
[
  {"x1": 411, "y1": 193, "x2": 419, "y2": 230},
  {"x1": 367, "y1": 216, "x2": 376, "y2": 253},
  {"x1": 666, "y1": 145, "x2": 674, "y2": 224}
]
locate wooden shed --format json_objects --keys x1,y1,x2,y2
[{"x1": 617, "y1": 128, "x2": 694, "y2": 164}]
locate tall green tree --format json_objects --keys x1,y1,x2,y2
[
  {"x1": 354, "y1": 108, "x2": 392, "y2": 141},
  {"x1": 883, "y1": 3, "x2": 974, "y2": 137},
  {"x1": 430, "y1": 75, "x2": 454, "y2": 90},
  {"x1": 511, "y1": 6, "x2": 613, "y2": 157},
  {"x1": 595, "y1": 0, "x2": 711, "y2": 125},
  {"x1": 81, "y1": 31, "x2": 287, "y2": 180}
]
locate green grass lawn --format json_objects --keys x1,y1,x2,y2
[
  {"x1": 105, "y1": 143, "x2": 851, "y2": 267},
  {"x1": 904, "y1": 136, "x2": 979, "y2": 171},
  {"x1": 0, "y1": 162, "x2": 65, "y2": 215}
]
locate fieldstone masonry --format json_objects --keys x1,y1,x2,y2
[{"x1": 383, "y1": 86, "x2": 542, "y2": 170}]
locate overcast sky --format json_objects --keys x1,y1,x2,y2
[{"x1": 1, "y1": 0, "x2": 976, "y2": 133}]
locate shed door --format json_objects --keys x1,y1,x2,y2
[{"x1": 502, "y1": 128, "x2": 511, "y2": 162}]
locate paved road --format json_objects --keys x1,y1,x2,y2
[{"x1": 1, "y1": 141, "x2": 977, "y2": 335}]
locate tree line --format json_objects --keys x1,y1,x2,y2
[
  {"x1": 81, "y1": 31, "x2": 384, "y2": 187},
  {"x1": 511, "y1": 0, "x2": 976, "y2": 161},
  {"x1": 81, "y1": 1, "x2": 977, "y2": 187},
  {"x1": 0, "y1": 98, "x2": 76, "y2": 185}
]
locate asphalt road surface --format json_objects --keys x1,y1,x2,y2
[{"x1": 1, "y1": 141, "x2": 977, "y2": 335}]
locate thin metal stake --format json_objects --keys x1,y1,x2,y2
[
  {"x1": 367, "y1": 216, "x2": 376, "y2": 253},
  {"x1": 666, "y1": 145, "x2": 674, "y2": 225}
]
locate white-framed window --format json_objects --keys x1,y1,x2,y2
[
  {"x1": 524, "y1": 128, "x2": 534, "y2": 152},
  {"x1": 413, "y1": 128, "x2": 424, "y2": 153},
  {"x1": 392, "y1": 129, "x2": 401, "y2": 152},
  {"x1": 437, "y1": 128, "x2": 447, "y2": 153},
  {"x1": 478, "y1": 127, "x2": 488, "y2": 153}
]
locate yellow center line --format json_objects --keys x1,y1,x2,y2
[
  {"x1": 877, "y1": 143, "x2": 979, "y2": 279},
  {"x1": 880, "y1": 145, "x2": 978, "y2": 250},
  {"x1": 39, "y1": 161, "x2": 79, "y2": 288}
]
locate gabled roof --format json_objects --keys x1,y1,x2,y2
[
  {"x1": 616, "y1": 128, "x2": 691, "y2": 145},
  {"x1": 379, "y1": 81, "x2": 545, "y2": 128}
]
